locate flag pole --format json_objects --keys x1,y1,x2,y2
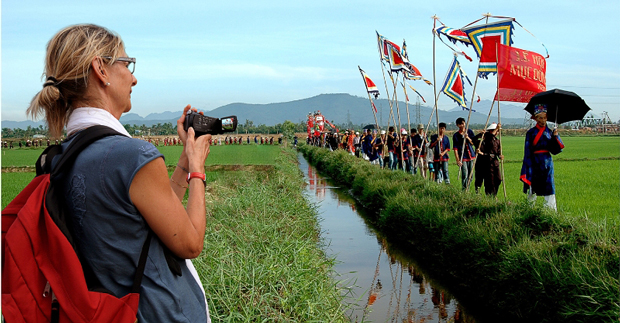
[
  {"x1": 459, "y1": 14, "x2": 490, "y2": 186},
  {"x1": 387, "y1": 75, "x2": 398, "y2": 131},
  {"x1": 380, "y1": 61, "x2": 398, "y2": 152},
  {"x1": 358, "y1": 66, "x2": 381, "y2": 132},
  {"x1": 430, "y1": 15, "x2": 440, "y2": 181},
  {"x1": 376, "y1": 33, "x2": 398, "y2": 137},
  {"x1": 466, "y1": 95, "x2": 497, "y2": 192},
  {"x1": 391, "y1": 72, "x2": 406, "y2": 171},
  {"x1": 495, "y1": 45, "x2": 507, "y2": 199},
  {"x1": 432, "y1": 16, "x2": 440, "y2": 136},
  {"x1": 403, "y1": 81, "x2": 412, "y2": 136}
]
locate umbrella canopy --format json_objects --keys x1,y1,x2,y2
[
  {"x1": 524, "y1": 89, "x2": 591, "y2": 124},
  {"x1": 362, "y1": 124, "x2": 377, "y2": 130}
]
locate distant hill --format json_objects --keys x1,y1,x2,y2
[
  {"x1": 206, "y1": 93, "x2": 527, "y2": 127},
  {"x1": 1, "y1": 120, "x2": 46, "y2": 130},
  {"x1": 2, "y1": 93, "x2": 529, "y2": 129}
]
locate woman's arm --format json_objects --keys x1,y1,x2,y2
[
  {"x1": 130, "y1": 107, "x2": 212, "y2": 259},
  {"x1": 130, "y1": 157, "x2": 206, "y2": 259}
]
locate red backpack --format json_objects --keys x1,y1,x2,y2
[{"x1": 2, "y1": 126, "x2": 152, "y2": 323}]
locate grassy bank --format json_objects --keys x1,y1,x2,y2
[
  {"x1": 194, "y1": 148, "x2": 348, "y2": 321},
  {"x1": 299, "y1": 144, "x2": 619, "y2": 322}
]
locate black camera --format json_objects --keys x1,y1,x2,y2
[{"x1": 183, "y1": 111, "x2": 238, "y2": 136}]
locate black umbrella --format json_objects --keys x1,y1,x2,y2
[
  {"x1": 524, "y1": 89, "x2": 591, "y2": 124},
  {"x1": 362, "y1": 124, "x2": 377, "y2": 130}
]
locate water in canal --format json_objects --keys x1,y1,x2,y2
[{"x1": 298, "y1": 154, "x2": 478, "y2": 323}]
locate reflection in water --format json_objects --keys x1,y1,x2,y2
[{"x1": 300, "y1": 154, "x2": 477, "y2": 323}]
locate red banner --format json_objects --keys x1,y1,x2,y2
[{"x1": 495, "y1": 43, "x2": 546, "y2": 103}]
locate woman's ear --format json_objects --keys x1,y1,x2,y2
[{"x1": 91, "y1": 56, "x2": 108, "y2": 86}]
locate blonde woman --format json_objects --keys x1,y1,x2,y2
[{"x1": 28, "y1": 24, "x2": 211, "y2": 322}]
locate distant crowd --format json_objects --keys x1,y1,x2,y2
[
  {"x1": 2, "y1": 139, "x2": 58, "y2": 149},
  {"x1": 3, "y1": 134, "x2": 287, "y2": 149},
  {"x1": 143, "y1": 135, "x2": 286, "y2": 146}
]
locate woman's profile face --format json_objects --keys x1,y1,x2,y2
[{"x1": 107, "y1": 50, "x2": 137, "y2": 115}]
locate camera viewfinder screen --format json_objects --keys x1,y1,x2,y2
[{"x1": 221, "y1": 118, "x2": 235, "y2": 131}]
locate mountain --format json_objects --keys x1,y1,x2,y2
[
  {"x1": 119, "y1": 111, "x2": 182, "y2": 127},
  {"x1": 2, "y1": 93, "x2": 528, "y2": 130},
  {"x1": 2, "y1": 120, "x2": 45, "y2": 130},
  {"x1": 206, "y1": 93, "x2": 526, "y2": 127}
]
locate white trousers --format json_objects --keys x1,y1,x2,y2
[{"x1": 528, "y1": 190, "x2": 557, "y2": 211}]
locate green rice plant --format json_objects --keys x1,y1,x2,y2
[
  {"x1": 1, "y1": 172, "x2": 36, "y2": 209},
  {"x1": 0, "y1": 144, "x2": 283, "y2": 169},
  {"x1": 157, "y1": 144, "x2": 282, "y2": 166},
  {"x1": 1, "y1": 148, "x2": 43, "y2": 168}
]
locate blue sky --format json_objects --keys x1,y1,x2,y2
[{"x1": 2, "y1": 0, "x2": 619, "y2": 122}]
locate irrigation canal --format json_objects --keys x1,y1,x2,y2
[{"x1": 298, "y1": 154, "x2": 479, "y2": 322}]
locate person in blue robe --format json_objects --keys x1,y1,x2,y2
[
  {"x1": 520, "y1": 104, "x2": 564, "y2": 210},
  {"x1": 430, "y1": 123, "x2": 451, "y2": 184}
]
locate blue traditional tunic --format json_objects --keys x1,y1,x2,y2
[
  {"x1": 368, "y1": 136, "x2": 380, "y2": 162},
  {"x1": 520, "y1": 124, "x2": 564, "y2": 195},
  {"x1": 429, "y1": 134, "x2": 450, "y2": 162},
  {"x1": 452, "y1": 129, "x2": 476, "y2": 162}
]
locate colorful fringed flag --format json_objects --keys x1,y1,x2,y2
[
  {"x1": 440, "y1": 56, "x2": 467, "y2": 108},
  {"x1": 376, "y1": 31, "x2": 401, "y2": 64},
  {"x1": 388, "y1": 43, "x2": 408, "y2": 73},
  {"x1": 403, "y1": 63, "x2": 432, "y2": 85},
  {"x1": 376, "y1": 31, "x2": 390, "y2": 62},
  {"x1": 402, "y1": 40, "x2": 432, "y2": 84},
  {"x1": 409, "y1": 84, "x2": 427, "y2": 103},
  {"x1": 434, "y1": 25, "x2": 473, "y2": 62},
  {"x1": 462, "y1": 19, "x2": 515, "y2": 78},
  {"x1": 435, "y1": 25, "x2": 471, "y2": 45},
  {"x1": 359, "y1": 66, "x2": 380, "y2": 99}
]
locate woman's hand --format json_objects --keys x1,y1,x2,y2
[
  {"x1": 185, "y1": 127, "x2": 211, "y2": 173},
  {"x1": 177, "y1": 105, "x2": 205, "y2": 146}
]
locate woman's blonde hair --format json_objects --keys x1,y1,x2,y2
[{"x1": 27, "y1": 24, "x2": 125, "y2": 137}]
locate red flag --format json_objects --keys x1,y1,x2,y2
[
  {"x1": 480, "y1": 36, "x2": 501, "y2": 69},
  {"x1": 388, "y1": 44, "x2": 407, "y2": 72},
  {"x1": 495, "y1": 43, "x2": 546, "y2": 102},
  {"x1": 359, "y1": 66, "x2": 379, "y2": 99}
]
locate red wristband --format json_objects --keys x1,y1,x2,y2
[{"x1": 186, "y1": 172, "x2": 206, "y2": 185}]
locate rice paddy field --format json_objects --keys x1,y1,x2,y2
[{"x1": 1, "y1": 143, "x2": 282, "y2": 209}]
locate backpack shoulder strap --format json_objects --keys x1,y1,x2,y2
[
  {"x1": 51, "y1": 125, "x2": 123, "y2": 176},
  {"x1": 36, "y1": 145, "x2": 63, "y2": 176}
]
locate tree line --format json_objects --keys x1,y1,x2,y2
[{"x1": 1, "y1": 120, "x2": 308, "y2": 139}]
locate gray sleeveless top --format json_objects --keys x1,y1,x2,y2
[{"x1": 55, "y1": 134, "x2": 207, "y2": 322}]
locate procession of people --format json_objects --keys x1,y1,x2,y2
[{"x1": 306, "y1": 110, "x2": 564, "y2": 210}]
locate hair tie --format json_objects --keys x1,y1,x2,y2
[{"x1": 43, "y1": 76, "x2": 59, "y2": 88}]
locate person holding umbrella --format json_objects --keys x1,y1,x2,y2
[{"x1": 520, "y1": 104, "x2": 564, "y2": 210}]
